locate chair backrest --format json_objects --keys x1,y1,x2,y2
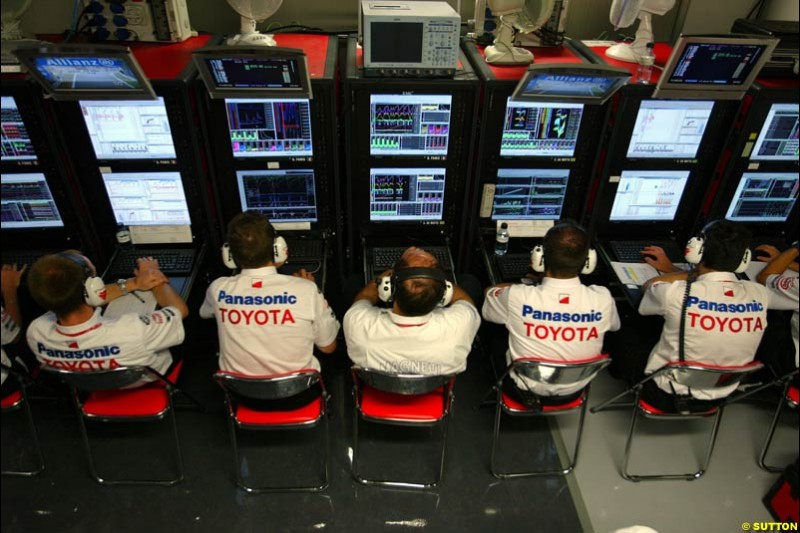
[
  {"x1": 42, "y1": 365, "x2": 156, "y2": 391},
  {"x1": 658, "y1": 361, "x2": 763, "y2": 390},
  {"x1": 354, "y1": 367, "x2": 454, "y2": 396},
  {"x1": 214, "y1": 370, "x2": 320, "y2": 401},
  {"x1": 510, "y1": 355, "x2": 611, "y2": 387}
]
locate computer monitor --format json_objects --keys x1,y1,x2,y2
[
  {"x1": 654, "y1": 36, "x2": 777, "y2": 100},
  {"x1": 510, "y1": 64, "x2": 631, "y2": 105},
  {"x1": 369, "y1": 168, "x2": 446, "y2": 221},
  {"x1": 225, "y1": 98, "x2": 313, "y2": 158},
  {"x1": 14, "y1": 44, "x2": 156, "y2": 100},
  {"x1": 725, "y1": 172, "x2": 798, "y2": 222},
  {"x1": 500, "y1": 99, "x2": 584, "y2": 157},
  {"x1": 750, "y1": 103, "x2": 799, "y2": 162},
  {"x1": 609, "y1": 170, "x2": 691, "y2": 222},
  {"x1": 1, "y1": 96, "x2": 37, "y2": 162},
  {"x1": 627, "y1": 100, "x2": 714, "y2": 159},
  {"x1": 369, "y1": 94, "x2": 452, "y2": 156},
  {"x1": 79, "y1": 98, "x2": 177, "y2": 160},
  {"x1": 236, "y1": 169, "x2": 318, "y2": 223},
  {"x1": 100, "y1": 171, "x2": 190, "y2": 226},
  {"x1": 1, "y1": 173, "x2": 64, "y2": 229},
  {"x1": 491, "y1": 168, "x2": 570, "y2": 220},
  {"x1": 193, "y1": 47, "x2": 313, "y2": 99}
]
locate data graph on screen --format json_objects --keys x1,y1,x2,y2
[
  {"x1": 500, "y1": 100, "x2": 583, "y2": 157},
  {"x1": 1, "y1": 173, "x2": 63, "y2": 229},
  {"x1": 751, "y1": 103, "x2": 799, "y2": 161},
  {"x1": 726, "y1": 173, "x2": 798, "y2": 222},
  {"x1": 492, "y1": 169, "x2": 570, "y2": 220},
  {"x1": 236, "y1": 169, "x2": 317, "y2": 222},
  {"x1": 226, "y1": 98, "x2": 313, "y2": 158},
  {"x1": 609, "y1": 170, "x2": 691, "y2": 222},
  {"x1": 370, "y1": 168, "x2": 446, "y2": 221},
  {"x1": 1, "y1": 96, "x2": 37, "y2": 161},
  {"x1": 370, "y1": 95, "x2": 451, "y2": 156},
  {"x1": 101, "y1": 172, "x2": 190, "y2": 226},
  {"x1": 627, "y1": 100, "x2": 714, "y2": 159}
]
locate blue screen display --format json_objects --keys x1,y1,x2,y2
[{"x1": 33, "y1": 57, "x2": 142, "y2": 91}]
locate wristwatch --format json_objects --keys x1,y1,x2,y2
[{"x1": 116, "y1": 278, "x2": 129, "y2": 296}]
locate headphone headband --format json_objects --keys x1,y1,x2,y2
[{"x1": 394, "y1": 267, "x2": 447, "y2": 284}]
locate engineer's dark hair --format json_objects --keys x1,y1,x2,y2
[
  {"x1": 393, "y1": 257, "x2": 446, "y2": 317},
  {"x1": 228, "y1": 211, "x2": 275, "y2": 269},
  {"x1": 543, "y1": 220, "x2": 590, "y2": 277},
  {"x1": 28, "y1": 254, "x2": 86, "y2": 317},
  {"x1": 701, "y1": 219, "x2": 752, "y2": 272}
]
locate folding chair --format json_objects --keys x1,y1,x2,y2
[
  {"x1": 1, "y1": 363, "x2": 45, "y2": 476},
  {"x1": 592, "y1": 360, "x2": 763, "y2": 481},
  {"x1": 43, "y1": 362, "x2": 194, "y2": 485},
  {"x1": 213, "y1": 369, "x2": 330, "y2": 493},
  {"x1": 491, "y1": 355, "x2": 610, "y2": 478},
  {"x1": 757, "y1": 369, "x2": 799, "y2": 473},
  {"x1": 351, "y1": 367, "x2": 455, "y2": 489}
]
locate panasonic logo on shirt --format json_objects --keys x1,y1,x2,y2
[
  {"x1": 217, "y1": 290, "x2": 298, "y2": 305},
  {"x1": 37, "y1": 342, "x2": 121, "y2": 359},
  {"x1": 686, "y1": 297, "x2": 764, "y2": 313},
  {"x1": 521, "y1": 306, "x2": 603, "y2": 322}
]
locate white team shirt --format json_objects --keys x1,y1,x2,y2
[
  {"x1": 765, "y1": 273, "x2": 799, "y2": 368},
  {"x1": 640, "y1": 272, "x2": 770, "y2": 399},
  {"x1": 26, "y1": 306, "x2": 184, "y2": 375},
  {"x1": 343, "y1": 300, "x2": 480, "y2": 375},
  {"x1": 2, "y1": 306, "x2": 21, "y2": 386},
  {"x1": 482, "y1": 278, "x2": 621, "y2": 396},
  {"x1": 199, "y1": 266, "x2": 339, "y2": 375}
]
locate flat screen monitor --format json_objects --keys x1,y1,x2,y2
[
  {"x1": 491, "y1": 169, "x2": 570, "y2": 220},
  {"x1": 1, "y1": 173, "x2": 64, "y2": 229},
  {"x1": 80, "y1": 98, "x2": 177, "y2": 160},
  {"x1": 370, "y1": 168, "x2": 446, "y2": 221},
  {"x1": 627, "y1": 100, "x2": 714, "y2": 159},
  {"x1": 511, "y1": 64, "x2": 631, "y2": 105},
  {"x1": 236, "y1": 169, "x2": 318, "y2": 223},
  {"x1": 609, "y1": 170, "x2": 691, "y2": 222},
  {"x1": 14, "y1": 44, "x2": 156, "y2": 100},
  {"x1": 225, "y1": 98, "x2": 313, "y2": 158},
  {"x1": 193, "y1": 47, "x2": 312, "y2": 99},
  {"x1": 369, "y1": 94, "x2": 452, "y2": 156},
  {"x1": 100, "y1": 171, "x2": 190, "y2": 226},
  {"x1": 1, "y1": 96, "x2": 37, "y2": 162},
  {"x1": 725, "y1": 172, "x2": 798, "y2": 222},
  {"x1": 750, "y1": 103, "x2": 799, "y2": 162},
  {"x1": 500, "y1": 99, "x2": 584, "y2": 157},
  {"x1": 655, "y1": 36, "x2": 776, "y2": 100}
]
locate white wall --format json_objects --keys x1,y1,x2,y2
[{"x1": 761, "y1": 0, "x2": 799, "y2": 20}]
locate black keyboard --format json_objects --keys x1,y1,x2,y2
[
  {"x1": 286, "y1": 239, "x2": 323, "y2": 260},
  {"x1": 610, "y1": 240, "x2": 685, "y2": 264},
  {"x1": 1, "y1": 250, "x2": 55, "y2": 268},
  {"x1": 109, "y1": 248, "x2": 195, "y2": 276},
  {"x1": 371, "y1": 246, "x2": 453, "y2": 270},
  {"x1": 496, "y1": 253, "x2": 532, "y2": 281}
]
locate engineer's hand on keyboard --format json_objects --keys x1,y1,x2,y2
[
  {"x1": 133, "y1": 257, "x2": 169, "y2": 290},
  {"x1": 641, "y1": 246, "x2": 678, "y2": 273},
  {"x1": 292, "y1": 268, "x2": 316, "y2": 283}
]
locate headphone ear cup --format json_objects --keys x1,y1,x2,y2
[
  {"x1": 684, "y1": 237, "x2": 704, "y2": 265},
  {"x1": 221, "y1": 244, "x2": 237, "y2": 269},
  {"x1": 274, "y1": 236, "x2": 288, "y2": 264},
  {"x1": 83, "y1": 276, "x2": 107, "y2": 307},
  {"x1": 531, "y1": 245, "x2": 545, "y2": 273},
  {"x1": 735, "y1": 248, "x2": 752, "y2": 274},
  {"x1": 582, "y1": 248, "x2": 597, "y2": 275},
  {"x1": 377, "y1": 276, "x2": 393, "y2": 303},
  {"x1": 439, "y1": 281, "x2": 454, "y2": 307}
]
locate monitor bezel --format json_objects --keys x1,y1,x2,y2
[
  {"x1": 99, "y1": 170, "x2": 192, "y2": 228},
  {"x1": 510, "y1": 64, "x2": 631, "y2": 105},
  {"x1": 498, "y1": 98, "x2": 586, "y2": 159},
  {"x1": 653, "y1": 35, "x2": 778, "y2": 100},
  {"x1": 368, "y1": 167, "x2": 448, "y2": 223},
  {"x1": 625, "y1": 99, "x2": 716, "y2": 161},
  {"x1": 193, "y1": 46, "x2": 313, "y2": 100},
  {"x1": 13, "y1": 44, "x2": 156, "y2": 101},
  {"x1": 749, "y1": 102, "x2": 800, "y2": 162},
  {"x1": 0, "y1": 172, "x2": 66, "y2": 230},
  {"x1": 490, "y1": 168, "x2": 572, "y2": 221},
  {"x1": 724, "y1": 171, "x2": 799, "y2": 224},
  {"x1": 224, "y1": 97, "x2": 315, "y2": 160},
  {"x1": 235, "y1": 168, "x2": 319, "y2": 224},
  {"x1": 368, "y1": 93, "x2": 454, "y2": 158}
]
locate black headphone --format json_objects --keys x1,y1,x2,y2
[
  {"x1": 377, "y1": 267, "x2": 454, "y2": 306},
  {"x1": 57, "y1": 253, "x2": 107, "y2": 307}
]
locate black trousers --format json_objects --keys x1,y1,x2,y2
[{"x1": 237, "y1": 383, "x2": 322, "y2": 411}]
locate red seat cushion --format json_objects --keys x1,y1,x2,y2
[
  {"x1": 81, "y1": 361, "x2": 184, "y2": 418},
  {"x1": 235, "y1": 397, "x2": 322, "y2": 426},
  {"x1": 360, "y1": 384, "x2": 446, "y2": 422},
  {"x1": 787, "y1": 386, "x2": 799, "y2": 407},
  {"x1": 638, "y1": 398, "x2": 718, "y2": 416},
  {"x1": 501, "y1": 391, "x2": 584, "y2": 412},
  {"x1": 1, "y1": 390, "x2": 22, "y2": 409}
]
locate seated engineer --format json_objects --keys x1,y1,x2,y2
[
  {"x1": 625, "y1": 220, "x2": 771, "y2": 411},
  {"x1": 482, "y1": 222, "x2": 621, "y2": 406},
  {"x1": 754, "y1": 242, "x2": 799, "y2": 378},
  {"x1": 25, "y1": 252, "x2": 187, "y2": 377},
  {"x1": 200, "y1": 212, "x2": 339, "y2": 407},
  {"x1": 1, "y1": 264, "x2": 26, "y2": 397},
  {"x1": 344, "y1": 247, "x2": 480, "y2": 376}
]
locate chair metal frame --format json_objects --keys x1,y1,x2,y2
[
  {"x1": 213, "y1": 369, "x2": 330, "y2": 493},
  {"x1": 43, "y1": 364, "x2": 193, "y2": 486},
  {"x1": 1, "y1": 363, "x2": 45, "y2": 476},
  {"x1": 351, "y1": 367, "x2": 455, "y2": 489},
  {"x1": 591, "y1": 360, "x2": 763, "y2": 481},
  {"x1": 491, "y1": 355, "x2": 610, "y2": 478}
]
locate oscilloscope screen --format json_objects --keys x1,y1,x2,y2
[
  {"x1": 370, "y1": 168, "x2": 446, "y2": 221},
  {"x1": 236, "y1": 169, "x2": 318, "y2": 223},
  {"x1": 369, "y1": 95, "x2": 452, "y2": 156},
  {"x1": 500, "y1": 99, "x2": 584, "y2": 157},
  {"x1": 226, "y1": 98, "x2": 313, "y2": 158}
]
